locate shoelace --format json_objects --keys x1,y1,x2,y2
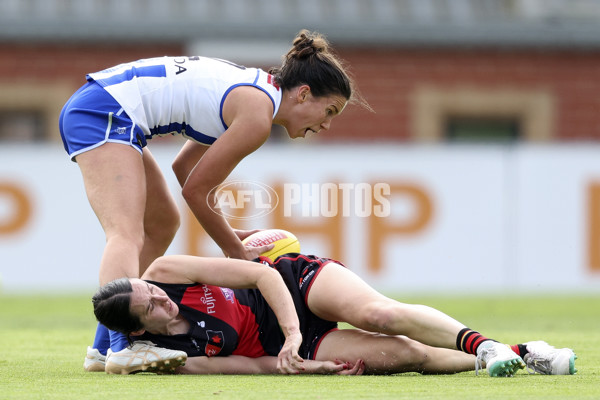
[
  {"x1": 474, "y1": 348, "x2": 492, "y2": 376},
  {"x1": 129, "y1": 340, "x2": 156, "y2": 348},
  {"x1": 475, "y1": 357, "x2": 483, "y2": 376},
  {"x1": 525, "y1": 353, "x2": 551, "y2": 374}
]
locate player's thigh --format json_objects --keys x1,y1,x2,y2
[
  {"x1": 141, "y1": 147, "x2": 179, "y2": 233},
  {"x1": 76, "y1": 142, "x2": 146, "y2": 233},
  {"x1": 306, "y1": 262, "x2": 390, "y2": 323}
]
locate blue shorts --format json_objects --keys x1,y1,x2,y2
[{"x1": 59, "y1": 81, "x2": 147, "y2": 161}]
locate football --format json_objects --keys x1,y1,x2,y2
[{"x1": 242, "y1": 229, "x2": 301, "y2": 261}]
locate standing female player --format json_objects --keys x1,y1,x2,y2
[{"x1": 59, "y1": 30, "x2": 366, "y2": 371}]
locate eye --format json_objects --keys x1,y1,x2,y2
[{"x1": 146, "y1": 283, "x2": 155, "y2": 313}]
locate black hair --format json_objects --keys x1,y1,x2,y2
[{"x1": 92, "y1": 278, "x2": 143, "y2": 339}]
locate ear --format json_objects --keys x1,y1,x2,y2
[
  {"x1": 130, "y1": 328, "x2": 146, "y2": 336},
  {"x1": 297, "y1": 85, "x2": 311, "y2": 102}
]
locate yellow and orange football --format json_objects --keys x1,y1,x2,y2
[{"x1": 242, "y1": 229, "x2": 301, "y2": 261}]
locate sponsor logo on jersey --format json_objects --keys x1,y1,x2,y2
[
  {"x1": 220, "y1": 287, "x2": 235, "y2": 303},
  {"x1": 201, "y1": 284, "x2": 216, "y2": 314}
]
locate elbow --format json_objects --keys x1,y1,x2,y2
[
  {"x1": 172, "y1": 159, "x2": 188, "y2": 188},
  {"x1": 181, "y1": 181, "x2": 208, "y2": 206},
  {"x1": 181, "y1": 182, "x2": 194, "y2": 202},
  {"x1": 256, "y1": 267, "x2": 281, "y2": 288},
  {"x1": 145, "y1": 256, "x2": 175, "y2": 280}
]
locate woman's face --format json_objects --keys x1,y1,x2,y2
[
  {"x1": 286, "y1": 89, "x2": 348, "y2": 139},
  {"x1": 129, "y1": 279, "x2": 179, "y2": 334}
]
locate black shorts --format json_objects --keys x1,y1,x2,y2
[{"x1": 258, "y1": 254, "x2": 343, "y2": 359}]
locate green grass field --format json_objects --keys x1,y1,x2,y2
[{"x1": 0, "y1": 293, "x2": 598, "y2": 400}]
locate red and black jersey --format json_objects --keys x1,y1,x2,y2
[
  {"x1": 139, "y1": 282, "x2": 282, "y2": 358},
  {"x1": 139, "y1": 254, "x2": 341, "y2": 359}
]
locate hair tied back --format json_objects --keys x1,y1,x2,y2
[{"x1": 291, "y1": 31, "x2": 327, "y2": 60}]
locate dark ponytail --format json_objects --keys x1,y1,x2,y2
[
  {"x1": 270, "y1": 29, "x2": 352, "y2": 100},
  {"x1": 92, "y1": 278, "x2": 143, "y2": 337}
]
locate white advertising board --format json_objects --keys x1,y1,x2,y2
[{"x1": 1, "y1": 143, "x2": 599, "y2": 293}]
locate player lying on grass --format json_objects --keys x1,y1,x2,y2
[{"x1": 92, "y1": 253, "x2": 577, "y2": 376}]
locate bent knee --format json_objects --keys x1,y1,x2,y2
[{"x1": 360, "y1": 302, "x2": 406, "y2": 332}]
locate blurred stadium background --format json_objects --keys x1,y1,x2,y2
[{"x1": 1, "y1": 0, "x2": 600, "y2": 294}]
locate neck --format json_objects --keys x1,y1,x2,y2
[
  {"x1": 273, "y1": 90, "x2": 292, "y2": 128},
  {"x1": 165, "y1": 314, "x2": 190, "y2": 336}
]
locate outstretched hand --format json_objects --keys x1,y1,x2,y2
[
  {"x1": 303, "y1": 359, "x2": 366, "y2": 375},
  {"x1": 333, "y1": 359, "x2": 365, "y2": 375},
  {"x1": 277, "y1": 332, "x2": 304, "y2": 374}
]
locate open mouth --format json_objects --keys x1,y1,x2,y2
[{"x1": 304, "y1": 128, "x2": 319, "y2": 137}]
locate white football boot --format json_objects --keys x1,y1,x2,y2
[
  {"x1": 83, "y1": 347, "x2": 106, "y2": 372},
  {"x1": 475, "y1": 341, "x2": 525, "y2": 377},
  {"x1": 524, "y1": 341, "x2": 577, "y2": 375},
  {"x1": 105, "y1": 341, "x2": 187, "y2": 375}
]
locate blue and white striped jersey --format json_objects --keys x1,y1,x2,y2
[{"x1": 87, "y1": 56, "x2": 282, "y2": 145}]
